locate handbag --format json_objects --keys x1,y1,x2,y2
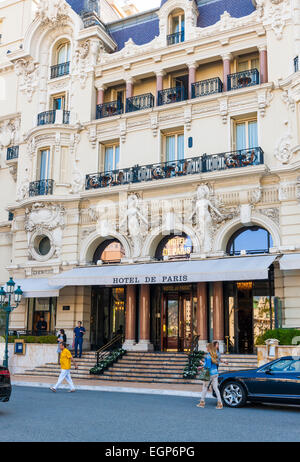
[{"x1": 198, "y1": 367, "x2": 210, "y2": 381}]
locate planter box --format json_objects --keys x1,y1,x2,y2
[
  {"x1": 257, "y1": 345, "x2": 300, "y2": 367},
  {"x1": 0, "y1": 343, "x2": 58, "y2": 374}
]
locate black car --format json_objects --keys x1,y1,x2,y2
[
  {"x1": 217, "y1": 356, "x2": 300, "y2": 408},
  {"x1": 0, "y1": 366, "x2": 11, "y2": 402}
]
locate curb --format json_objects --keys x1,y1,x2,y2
[{"x1": 12, "y1": 380, "x2": 212, "y2": 398}]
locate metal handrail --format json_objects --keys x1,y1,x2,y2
[{"x1": 96, "y1": 334, "x2": 124, "y2": 366}]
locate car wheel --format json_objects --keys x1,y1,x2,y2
[{"x1": 221, "y1": 381, "x2": 247, "y2": 408}]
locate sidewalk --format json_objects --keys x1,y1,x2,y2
[{"x1": 11, "y1": 374, "x2": 211, "y2": 398}]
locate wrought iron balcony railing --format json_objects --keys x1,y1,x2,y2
[
  {"x1": 294, "y1": 56, "x2": 299, "y2": 73},
  {"x1": 37, "y1": 110, "x2": 70, "y2": 125},
  {"x1": 227, "y1": 69, "x2": 260, "y2": 91},
  {"x1": 38, "y1": 110, "x2": 56, "y2": 125},
  {"x1": 8, "y1": 212, "x2": 14, "y2": 222},
  {"x1": 85, "y1": 147, "x2": 264, "y2": 190},
  {"x1": 158, "y1": 86, "x2": 187, "y2": 106},
  {"x1": 50, "y1": 61, "x2": 70, "y2": 79},
  {"x1": 7, "y1": 146, "x2": 19, "y2": 161},
  {"x1": 126, "y1": 93, "x2": 155, "y2": 113},
  {"x1": 29, "y1": 179, "x2": 54, "y2": 197},
  {"x1": 167, "y1": 31, "x2": 185, "y2": 46},
  {"x1": 96, "y1": 101, "x2": 124, "y2": 119},
  {"x1": 192, "y1": 77, "x2": 223, "y2": 99}
]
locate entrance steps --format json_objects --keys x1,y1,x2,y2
[{"x1": 21, "y1": 352, "x2": 258, "y2": 386}]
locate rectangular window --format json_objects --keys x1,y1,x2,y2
[
  {"x1": 104, "y1": 144, "x2": 120, "y2": 171},
  {"x1": 52, "y1": 93, "x2": 66, "y2": 110},
  {"x1": 234, "y1": 119, "x2": 258, "y2": 150},
  {"x1": 39, "y1": 149, "x2": 51, "y2": 180},
  {"x1": 238, "y1": 57, "x2": 259, "y2": 72},
  {"x1": 166, "y1": 133, "x2": 184, "y2": 162}
]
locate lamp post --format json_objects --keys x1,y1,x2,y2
[{"x1": 0, "y1": 278, "x2": 23, "y2": 368}]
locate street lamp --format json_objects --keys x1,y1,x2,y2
[{"x1": 0, "y1": 278, "x2": 23, "y2": 368}]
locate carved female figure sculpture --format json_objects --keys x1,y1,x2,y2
[{"x1": 190, "y1": 185, "x2": 223, "y2": 253}]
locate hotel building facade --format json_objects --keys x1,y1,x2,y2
[{"x1": 0, "y1": 0, "x2": 300, "y2": 355}]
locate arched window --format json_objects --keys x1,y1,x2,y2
[
  {"x1": 155, "y1": 234, "x2": 193, "y2": 260},
  {"x1": 226, "y1": 226, "x2": 273, "y2": 256},
  {"x1": 93, "y1": 239, "x2": 125, "y2": 264},
  {"x1": 168, "y1": 9, "x2": 185, "y2": 45},
  {"x1": 51, "y1": 41, "x2": 71, "y2": 79}
]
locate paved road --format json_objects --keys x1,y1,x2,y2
[{"x1": 0, "y1": 386, "x2": 300, "y2": 442}]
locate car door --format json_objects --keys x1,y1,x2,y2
[{"x1": 247, "y1": 358, "x2": 300, "y2": 401}]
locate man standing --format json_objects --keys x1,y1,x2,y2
[
  {"x1": 73, "y1": 321, "x2": 86, "y2": 358},
  {"x1": 50, "y1": 343, "x2": 78, "y2": 393},
  {"x1": 36, "y1": 316, "x2": 47, "y2": 336}
]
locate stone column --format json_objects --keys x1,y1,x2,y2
[
  {"x1": 197, "y1": 282, "x2": 208, "y2": 350},
  {"x1": 123, "y1": 285, "x2": 136, "y2": 350},
  {"x1": 97, "y1": 87, "x2": 105, "y2": 105},
  {"x1": 137, "y1": 285, "x2": 154, "y2": 351},
  {"x1": 156, "y1": 71, "x2": 164, "y2": 105},
  {"x1": 222, "y1": 53, "x2": 232, "y2": 92},
  {"x1": 188, "y1": 63, "x2": 197, "y2": 99},
  {"x1": 259, "y1": 46, "x2": 268, "y2": 84},
  {"x1": 213, "y1": 282, "x2": 225, "y2": 352},
  {"x1": 126, "y1": 78, "x2": 133, "y2": 99}
]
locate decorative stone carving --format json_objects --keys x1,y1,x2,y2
[
  {"x1": 275, "y1": 122, "x2": 293, "y2": 164},
  {"x1": 70, "y1": 164, "x2": 85, "y2": 194},
  {"x1": 281, "y1": 89, "x2": 296, "y2": 112},
  {"x1": 257, "y1": 89, "x2": 273, "y2": 117},
  {"x1": 74, "y1": 41, "x2": 90, "y2": 89},
  {"x1": 120, "y1": 120, "x2": 127, "y2": 144},
  {"x1": 296, "y1": 177, "x2": 300, "y2": 203},
  {"x1": 120, "y1": 194, "x2": 148, "y2": 258},
  {"x1": 257, "y1": 207, "x2": 280, "y2": 226},
  {"x1": 35, "y1": 0, "x2": 70, "y2": 27},
  {"x1": 25, "y1": 203, "x2": 65, "y2": 261},
  {"x1": 250, "y1": 187, "x2": 262, "y2": 204},
  {"x1": 0, "y1": 117, "x2": 21, "y2": 148},
  {"x1": 14, "y1": 58, "x2": 39, "y2": 102},
  {"x1": 26, "y1": 137, "x2": 36, "y2": 157},
  {"x1": 265, "y1": 0, "x2": 291, "y2": 40},
  {"x1": 190, "y1": 185, "x2": 224, "y2": 253},
  {"x1": 150, "y1": 113, "x2": 159, "y2": 137},
  {"x1": 88, "y1": 125, "x2": 97, "y2": 149},
  {"x1": 25, "y1": 203, "x2": 65, "y2": 233},
  {"x1": 184, "y1": 106, "x2": 192, "y2": 131},
  {"x1": 9, "y1": 165, "x2": 17, "y2": 182},
  {"x1": 219, "y1": 98, "x2": 228, "y2": 124},
  {"x1": 240, "y1": 204, "x2": 253, "y2": 226}
]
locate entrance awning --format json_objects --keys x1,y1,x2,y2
[
  {"x1": 279, "y1": 253, "x2": 300, "y2": 270},
  {"x1": 49, "y1": 255, "x2": 277, "y2": 288},
  {"x1": 15, "y1": 278, "x2": 62, "y2": 298}
]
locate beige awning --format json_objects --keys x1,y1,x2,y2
[
  {"x1": 279, "y1": 253, "x2": 300, "y2": 270},
  {"x1": 49, "y1": 255, "x2": 277, "y2": 287},
  {"x1": 15, "y1": 278, "x2": 62, "y2": 298}
]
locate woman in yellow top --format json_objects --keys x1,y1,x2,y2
[{"x1": 50, "y1": 343, "x2": 78, "y2": 393}]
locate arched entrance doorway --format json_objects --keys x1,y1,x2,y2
[
  {"x1": 224, "y1": 226, "x2": 275, "y2": 354},
  {"x1": 90, "y1": 240, "x2": 126, "y2": 350}
]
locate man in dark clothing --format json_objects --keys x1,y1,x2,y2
[
  {"x1": 36, "y1": 316, "x2": 47, "y2": 336},
  {"x1": 73, "y1": 321, "x2": 86, "y2": 358}
]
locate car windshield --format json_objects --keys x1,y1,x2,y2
[{"x1": 266, "y1": 359, "x2": 300, "y2": 372}]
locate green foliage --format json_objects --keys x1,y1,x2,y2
[
  {"x1": 183, "y1": 350, "x2": 205, "y2": 379},
  {"x1": 8, "y1": 335, "x2": 58, "y2": 344},
  {"x1": 256, "y1": 328, "x2": 300, "y2": 346},
  {"x1": 90, "y1": 348, "x2": 126, "y2": 375}
]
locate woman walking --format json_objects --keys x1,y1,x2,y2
[
  {"x1": 197, "y1": 342, "x2": 227, "y2": 410},
  {"x1": 57, "y1": 329, "x2": 67, "y2": 365}
]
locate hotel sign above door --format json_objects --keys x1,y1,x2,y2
[{"x1": 49, "y1": 256, "x2": 277, "y2": 288}]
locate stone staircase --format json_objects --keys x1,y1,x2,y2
[{"x1": 21, "y1": 352, "x2": 258, "y2": 386}]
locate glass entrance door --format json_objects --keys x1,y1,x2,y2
[{"x1": 162, "y1": 290, "x2": 193, "y2": 351}]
